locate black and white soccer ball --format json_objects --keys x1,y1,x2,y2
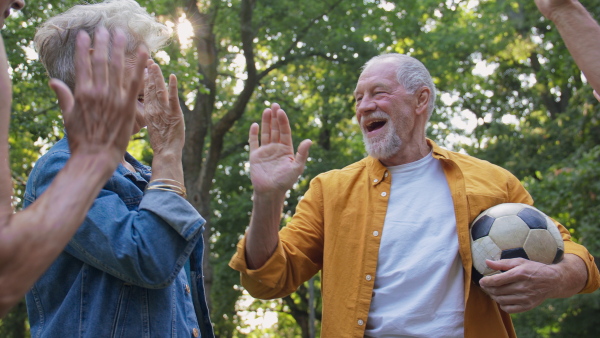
[{"x1": 470, "y1": 203, "x2": 564, "y2": 283}]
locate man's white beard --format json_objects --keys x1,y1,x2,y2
[{"x1": 362, "y1": 123, "x2": 402, "y2": 160}]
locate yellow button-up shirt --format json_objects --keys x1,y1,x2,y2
[{"x1": 229, "y1": 140, "x2": 600, "y2": 337}]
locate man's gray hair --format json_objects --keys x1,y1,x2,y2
[
  {"x1": 362, "y1": 53, "x2": 437, "y2": 119},
  {"x1": 34, "y1": 0, "x2": 170, "y2": 90}
]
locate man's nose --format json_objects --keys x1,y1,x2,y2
[{"x1": 356, "y1": 95, "x2": 376, "y2": 115}]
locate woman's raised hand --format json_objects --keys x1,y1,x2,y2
[{"x1": 143, "y1": 60, "x2": 185, "y2": 156}]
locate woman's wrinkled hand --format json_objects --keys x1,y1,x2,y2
[{"x1": 143, "y1": 60, "x2": 185, "y2": 156}]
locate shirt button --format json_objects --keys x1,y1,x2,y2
[
  {"x1": 384, "y1": 172, "x2": 389, "y2": 178},
  {"x1": 358, "y1": 319, "x2": 364, "y2": 326},
  {"x1": 373, "y1": 231, "x2": 379, "y2": 237},
  {"x1": 381, "y1": 192, "x2": 387, "y2": 197},
  {"x1": 185, "y1": 284, "x2": 191, "y2": 294},
  {"x1": 366, "y1": 275, "x2": 372, "y2": 281},
  {"x1": 192, "y1": 328, "x2": 199, "y2": 337},
  {"x1": 373, "y1": 179, "x2": 378, "y2": 183}
]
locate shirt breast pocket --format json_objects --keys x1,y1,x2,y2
[{"x1": 466, "y1": 194, "x2": 507, "y2": 226}]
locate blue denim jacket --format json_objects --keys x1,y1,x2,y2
[{"x1": 24, "y1": 138, "x2": 214, "y2": 338}]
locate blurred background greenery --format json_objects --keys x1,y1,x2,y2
[{"x1": 2, "y1": 0, "x2": 600, "y2": 336}]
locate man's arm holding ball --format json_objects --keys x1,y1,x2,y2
[{"x1": 479, "y1": 254, "x2": 587, "y2": 313}]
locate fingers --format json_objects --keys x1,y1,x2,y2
[
  {"x1": 252, "y1": 103, "x2": 311, "y2": 168},
  {"x1": 126, "y1": 46, "x2": 150, "y2": 102},
  {"x1": 260, "y1": 108, "x2": 272, "y2": 145},
  {"x1": 295, "y1": 139, "x2": 313, "y2": 166},
  {"x1": 144, "y1": 60, "x2": 157, "y2": 109},
  {"x1": 270, "y1": 103, "x2": 281, "y2": 144},
  {"x1": 259, "y1": 103, "x2": 285, "y2": 146},
  {"x1": 168, "y1": 74, "x2": 181, "y2": 113},
  {"x1": 482, "y1": 283, "x2": 542, "y2": 314},
  {"x1": 248, "y1": 123, "x2": 260, "y2": 152},
  {"x1": 277, "y1": 106, "x2": 293, "y2": 147},
  {"x1": 491, "y1": 294, "x2": 538, "y2": 314},
  {"x1": 49, "y1": 79, "x2": 74, "y2": 113},
  {"x1": 108, "y1": 29, "x2": 126, "y2": 97},
  {"x1": 90, "y1": 28, "x2": 109, "y2": 95},
  {"x1": 485, "y1": 258, "x2": 524, "y2": 272},
  {"x1": 480, "y1": 258, "x2": 528, "y2": 287},
  {"x1": 150, "y1": 62, "x2": 168, "y2": 102},
  {"x1": 74, "y1": 30, "x2": 93, "y2": 93}
]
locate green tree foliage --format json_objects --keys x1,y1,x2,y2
[{"x1": 2, "y1": 0, "x2": 600, "y2": 336}]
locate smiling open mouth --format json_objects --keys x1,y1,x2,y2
[{"x1": 365, "y1": 119, "x2": 387, "y2": 132}]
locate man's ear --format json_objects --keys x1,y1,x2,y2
[{"x1": 415, "y1": 87, "x2": 430, "y2": 116}]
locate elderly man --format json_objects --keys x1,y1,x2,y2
[
  {"x1": 0, "y1": 0, "x2": 145, "y2": 316},
  {"x1": 229, "y1": 1, "x2": 600, "y2": 337}
]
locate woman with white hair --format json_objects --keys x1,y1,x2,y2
[
  {"x1": 1, "y1": 0, "x2": 145, "y2": 318},
  {"x1": 23, "y1": 1, "x2": 214, "y2": 337}
]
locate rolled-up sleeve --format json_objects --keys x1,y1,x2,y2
[
  {"x1": 506, "y1": 168, "x2": 600, "y2": 294},
  {"x1": 564, "y1": 241, "x2": 600, "y2": 293},
  {"x1": 140, "y1": 189, "x2": 204, "y2": 241},
  {"x1": 229, "y1": 177, "x2": 325, "y2": 299},
  {"x1": 229, "y1": 236, "x2": 292, "y2": 298}
]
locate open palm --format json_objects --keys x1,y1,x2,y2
[{"x1": 249, "y1": 103, "x2": 312, "y2": 194}]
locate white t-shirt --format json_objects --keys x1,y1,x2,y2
[{"x1": 365, "y1": 153, "x2": 464, "y2": 337}]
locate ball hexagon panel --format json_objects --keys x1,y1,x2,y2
[
  {"x1": 471, "y1": 236, "x2": 501, "y2": 276},
  {"x1": 488, "y1": 215, "x2": 530, "y2": 249},
  {"x1": 485, "y1": 203, "x2": 527, "y2": 218},
  {"x1": 524, "y1": 229, "x2": 559, "y2": 264}
]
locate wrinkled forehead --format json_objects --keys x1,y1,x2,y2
[{"x1": 354, "y1": 61, "x2": 399, "y2": 92}]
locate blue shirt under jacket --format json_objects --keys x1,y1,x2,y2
[{"x1": 23, "y1": 137, "x2": 214, "y2": 338}]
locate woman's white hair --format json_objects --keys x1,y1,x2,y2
[
  {"x1": 34, "y1": 0, "x2": 170, "y2": 90},
  {"x1": 362, "y1": 53, "x2": 437, "y2": 119}
]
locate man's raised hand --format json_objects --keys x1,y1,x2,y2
[{"x1": 248, "y1": 103, "x2": 312, "y2": 195}]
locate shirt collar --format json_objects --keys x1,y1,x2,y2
[
  {"x1": 365, "y1": 138, "x2": 448, "y2": 186},
  {"x1": 428, "y1": 138, "x2": 451, "y2": 160}
]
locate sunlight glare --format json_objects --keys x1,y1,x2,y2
[
  {"x1": 176, "y1": 14, "x2": 195, "y2": 50},
  {"x1": 236, "y1": 291, "x2": 278, "y2": 333}
]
